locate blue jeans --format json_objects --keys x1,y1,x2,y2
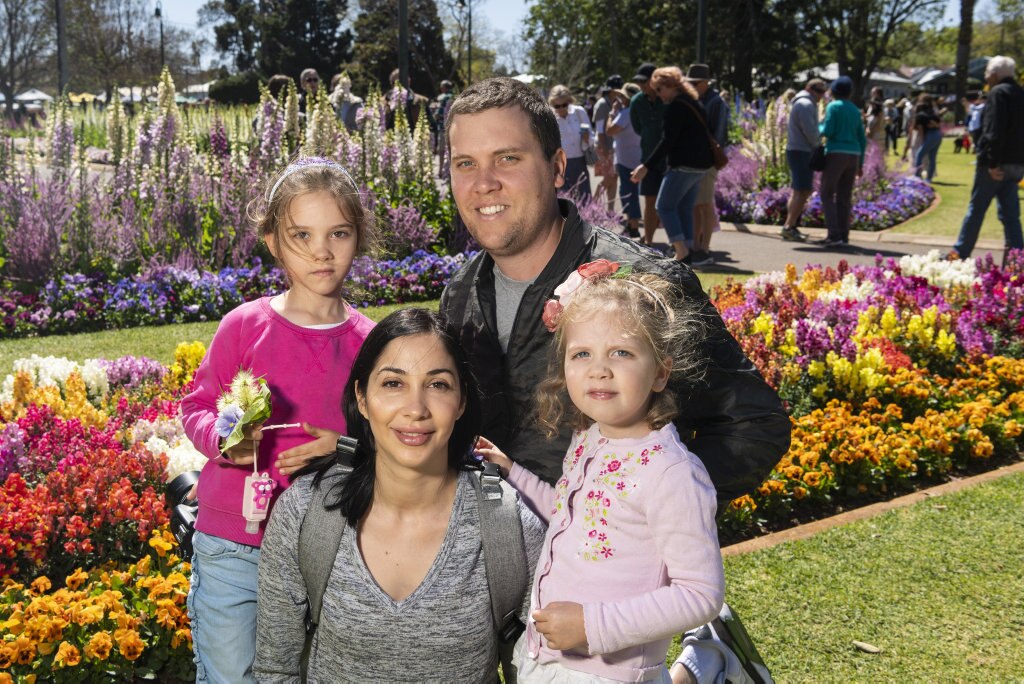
[
  {"x1": 915, "y1": 129, "x2": 942, "y2": 181},
  {"x1": 616, "y1": 164, "x2": 641, "y2": 219},
  {"x1": 656, "y1": 168, "x2": 706, "y2": 245},
  {"x1": 187, "y1": 531, "x2": 261, "y2": 683},
  {"x1": 953, "y1": 164, "x2": 1023, "y2": 257}
]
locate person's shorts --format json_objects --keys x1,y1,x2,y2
[
  {"x1": 640, "y1": 165, "x2": 664, "y2": 196},
  {"x1": 786, "y1": 149, "x2": 813, "y2": 191},
  {"x1": 696, "y1": 167, "x2": 718, "y2": 204}
]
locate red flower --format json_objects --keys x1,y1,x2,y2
[
  {"x1": 578, "y1": 259, "x2": 620, "y2": 279},
  {"x1": 542, "y1": 299, "x2": 563, "y2": 332},
  {"x1": 607, "y1": 460, "x2": 621, "y2": 472}
]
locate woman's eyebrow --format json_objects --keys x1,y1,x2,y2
[{"x1": 375, "y1": 367, "x2": 456, "y2": 376}]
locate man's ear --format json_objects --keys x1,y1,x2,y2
[{"x1": 552, "y1": 149, "x2": 568, "y2": 189}]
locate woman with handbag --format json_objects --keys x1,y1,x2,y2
[
  {"x1": 630, "y1": 66, "x2": 713, "y2": 264},
  {"x1": 815, "y1": 76, "x2": 866, "y2": 248},
  {"x1": 549, "y1": 85, "x2": 593, "y2": 202}
]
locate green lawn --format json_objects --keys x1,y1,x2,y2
[
  {"x1": 670, "y1": 471, "x2": 1024, "y2": 681},
  {"x1": 895, "y1": 144, "x2": 1016, "y2": 242}
]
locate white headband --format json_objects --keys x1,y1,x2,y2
[{"x1": 267, "y1": 158, "x2": 357, "y2": 204}]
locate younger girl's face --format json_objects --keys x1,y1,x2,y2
[
  {"x1": 265, "y1": 190, "x2": 358, "y2": 300},
  {"x1": 562, "y1": 308, "x2": 671, "y2": 439}
]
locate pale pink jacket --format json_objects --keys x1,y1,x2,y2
[{"x1": 509, "y1": 422, "x2": 724, "y2": 682}]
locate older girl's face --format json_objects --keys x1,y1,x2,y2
[
  {"x1": 550, "y1": 99, "x2": 571, "y2": 118},
  {"x1": 356, "y1": 333, "x2": 465, "y2": 474},
  {"x1": 653, "y1": 83, "x2": 679, "y2": 104}
]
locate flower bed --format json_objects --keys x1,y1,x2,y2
[
  {"x1": 0, "y1": 251, "x2": 474, "y2": 339},
  {"x1": 716, "y1": 98, "x2": 936, "y2": 230},
  {"x1": 2, "y1": 252, "x2": 1023, "y2": 680},
  {"x1": 715, "y1": 250, "x2": 1024, "y2": 537}
]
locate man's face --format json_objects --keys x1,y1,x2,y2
[
  {"x1": 448, "y1": 106, "x2": 566, "y2": 259},
  {"x1": 693, "y1": 80, "x2": 709, "y2": 96},
  {"x1": 638, "y1": 79, "x2": 655, "y2": 97},
  {"x1": 302, "y1": 73, "x2": 320, "y2": 94}
]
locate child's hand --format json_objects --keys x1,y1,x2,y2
[
  {"x1": 474, "y1": 436, "x2": 513, "y2": 476},
  {"x1": 221, "y1": 422, "x2": 264, "y2": 465},
  {"x1": 532, "y1": 601, "x2": 588, "y2": 651},
  {"x1": 275, "y1": 423, "x2": 338, "y2": 475}
]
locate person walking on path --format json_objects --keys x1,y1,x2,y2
[
  {"x1": 913, "y1": 93, "x2": 944, "y2": 182},
  {"x1": 630, "y1": 63, "x2": 665, "y2": 246},
  {"x1": 951, "y1": 56, "x2": 1024, "y2": 260},
  {"x1": 631, "y1": 66, "x2": 713, "y2": 264},
  {"x1": 549, "y1": 84, "x2": 593, "y2": 203},
  {"x1": 967, "y1": 92, "x2": 986, "y2": 151},
  {"x1": 440, "y1": 75, "x2": 790, "y2": 503},
  {"x1": 815, "y1": 76, "x2": 866, "y2": 248},
  {"x1": 689, "y1": 64, "x2": 730, "y2": 267},
  {"x1": 593, "y1": 75, "x2": 624, "y2": 215},
  {"x1": 607, "y1": 84, "x2": 644, "y2": 238},
  {"x1": 780, "y1": 78, "x2": 827, "y2": 242}
]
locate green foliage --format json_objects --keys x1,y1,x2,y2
[{"x1": 208, "y1": 70, "x2": 263, "y2": 104}]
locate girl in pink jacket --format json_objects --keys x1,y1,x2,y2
[
  {"x1": 479, "y1": 262, "x2": 725, "y2": 682},
  {"x1": 181, "y1": 158, "x2": 378, "y2": 683}
]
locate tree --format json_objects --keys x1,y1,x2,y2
[
  {"x1": 955, "y1": 0, "x2": 975, "y2": 121},
  {"x1": 349, "y1": 0, "x2": 455, "y2": 97},
  {"x1": 201, "y1": 0, "x2": 353, "y2": 80},
  {"x1": 801, "y1": 0, "x2": 945, "y2": 103},
  {"x1": 0, "y1": 0, "x2": 52, "y2": 117}
]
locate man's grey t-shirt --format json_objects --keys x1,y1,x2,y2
[{"x1": 493, "y1": 266, "x2": 534, "y2": 353}]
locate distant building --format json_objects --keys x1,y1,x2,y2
[
  {"x1": 908, "y1": 57, "x2": 989, "y2": 96},
  {"x1": 793, "y1": 63, "x2": 912, "y2": 100}
]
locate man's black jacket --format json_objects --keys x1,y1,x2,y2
[
  {"x1": 441, "y1": 201, "x2": 791, "y2": 506},
  {"x1": 978, "y1": 76, "x2": 1024, "y2": 169}
]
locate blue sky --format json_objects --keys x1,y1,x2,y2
[{"x1": 162, "y1": 0, "x2": 978, "y2": 69}]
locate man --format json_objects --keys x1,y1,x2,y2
[
  {"x1": 434, "y1": 80, "x2": 455, "y2": 177},
  {"x1": 951, "y1": 56, "x2": 1024, "y2": 260},
  {"x1": 780, "y1": 78, "x2": 827, "y2": 242},
  {"x1": 441, "y1": 76, "x2": 791, "y2": 507},
  {"x1": 686, "y1": 64, "x2": 729, "y2": 267},
  {"x1": 592, "y1": 75, "x2": 624, "y2": 218},
  {"x1": 629, "y1": 63, "x2": 664, "y2": 246}
]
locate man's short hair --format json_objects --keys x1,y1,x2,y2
[
  {"x1": 267, "y1": 74, "x2": 292, "y2": 99},
  {"x1": 806, "y1": 78, "x2": 827, "y2": 94},
  {"x1": 445, "y1": 77, "x2": 561, "y2": 160},
  {"x1": 986, "y1": 56, "x2": 1017, "y2": 81}
]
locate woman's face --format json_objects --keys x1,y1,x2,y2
[
  {"x1": 653, "y1": 82, "x2": 679, "y2": 104},
  {"x1": 356, "y1": 333, "x2": 465, "y2": 475},
  {"x1": 550, "y1": 98, "x2": 571, "y2": 118}
]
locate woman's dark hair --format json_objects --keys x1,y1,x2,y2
[{"x1": 300, "y1": 308, "x2": 481, "y2": 527}]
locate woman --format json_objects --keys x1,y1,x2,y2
[
  {"x1": 630, "y1": 66, "x2": 713, "y2": 264},
  {"x1": 815, "y1": 76, "x2": 866, "y2": 248},
  {"x1": 607, "y1": 84, "x2": 643, "y2": 240},
  {"x1": 549, "y1": 84, "x2": 593, "y2": 202},
  {"x1": 913, "y1": 93, "x2": 943, "y2": 182},
  {"x1": 865, "y1": 99, "x2": 888, "y2": 164},
  {"x1": 254, "y1": 308, "x2": 545, "y2": 682}
]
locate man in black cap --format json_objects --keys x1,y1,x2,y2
[
  {"x1": 685, "y1": 64, "x2": 729, "y2": 268},
  {"x1": 629, "y1": 63, "x2": 664, "y2": 246},
  {"x1": 593, "y1": 75, "x2": 625, "y2": 220}
]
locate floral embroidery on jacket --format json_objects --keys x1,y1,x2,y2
[{"x1": 575, "y1": 443, "x2": 664, "y2": 562}]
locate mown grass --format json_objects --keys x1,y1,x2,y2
[
  {"x1": 895, "y1": 144, "x2": 1017, "y2": 242},
  {"x1": 665, "y1": 471, "x2": 1024, "y2": 681}
]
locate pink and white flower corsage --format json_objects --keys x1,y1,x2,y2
[{"x1": 542, "y1": 259, "x2": 621, "y2": 332}]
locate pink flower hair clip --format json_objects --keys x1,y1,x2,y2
[{"x1": 542, "y1": 259, "x2": 628, "y2": 332}]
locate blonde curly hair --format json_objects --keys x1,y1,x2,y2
[{"x1": 535, "y1": 272, "x2": 707, "y2": 438}]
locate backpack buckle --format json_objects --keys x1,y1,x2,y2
[
  {"x1": 499, "y1": 610, "x2": 525, "y2": 643},
  {"x1": 479, "y1": 461, "x2": 503, "y2": 501}
]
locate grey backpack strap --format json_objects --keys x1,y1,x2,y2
[
  {"x1": 298, "y1": 462, "x2": 352, "y2": 631},
  {"x1": 472, "y1": 461, "x2": 529, "y2": 683}
]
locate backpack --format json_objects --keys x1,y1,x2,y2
[{"x1": 297, "y1": 458, "x2": 527, "y2": 683}]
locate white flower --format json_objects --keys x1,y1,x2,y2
[
  {"x1": 0, "y1": 355, "x2": 109, "y2": 404},
  {"x1": 898, "y1": 250, "x2": 978, "y2": 289},
  {"x1": 164, "y1": 436, "x2": 208, "y2": 482},
  {"x1": 817, "y1": 273, "x2": 875, "y2": 303}
]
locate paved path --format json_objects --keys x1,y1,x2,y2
[{"x1": 654, "y1": 222, "x2": 1007, "y2": 274}]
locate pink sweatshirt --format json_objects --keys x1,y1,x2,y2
[
  {"x1": 180, "y1": 297, "x2": 374, "y2": 547},
  {"x1": 509, "y1": 422, "x2": 724, "y2": 682}
]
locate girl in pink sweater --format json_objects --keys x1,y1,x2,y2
[
  {"x1": 479, "y1": 262, "x2": 725, "y2": 683},
  {"x1": 181, "y1": 158, "x2": 378, "y2": 683}
]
